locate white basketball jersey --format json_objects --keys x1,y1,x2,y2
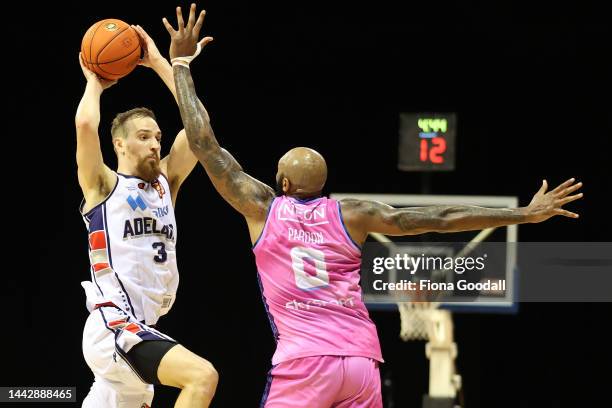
[{"x1": 81, "y1": 173, "x2": 178, "y2": 325}]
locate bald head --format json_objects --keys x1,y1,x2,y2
[{"x1": 276, "y1": 147, "x2": 327, "y2": 198}]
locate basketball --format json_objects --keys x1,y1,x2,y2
[{"x1": 81, "y1": 19, "x2": 141, "y2": 81}]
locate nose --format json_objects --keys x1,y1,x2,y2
[{"x1": 151, "y1": 139, "x2": 161, "y2": 152}]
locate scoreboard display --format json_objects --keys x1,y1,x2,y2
[{"x1": 398, "y1": 113, "x2": 456, "y2": 171}]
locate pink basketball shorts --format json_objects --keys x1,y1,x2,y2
[{"x1": 261, "y1": 355, "x2": 382, "y2": 408}]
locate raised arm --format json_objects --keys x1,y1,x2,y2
[
  {"x1": 164, "y1": 5, "x2": 274, "y2": 221},
  {"x1": 75, "y1": 54, "x2": 117, "y2": 212},
  {"x1": 132, "y1": 25, "x2": 197, "y2": 203},
  {"x1": 341, "y1": 178, "x2": 583, "y2": 245}
]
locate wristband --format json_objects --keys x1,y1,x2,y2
[{"x1": 170, "y1": 43, "x2": 202, "y2": 67}]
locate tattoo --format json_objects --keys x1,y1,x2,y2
[
  {"x1": 390, "y1": 206, "x2": 447, "y2": 232},
  {"x1": 173, "y1": 67, "x2": 274, "y2": 217},
  {"x1": 174, "y1": 67, "x2": 213, "y2": 152},
  {"x1": 342, "y1": 199, "x2": 527, "y2": 235},
  {"x1": 393, "y1": 205, "x2": 525, "y2": 232}
]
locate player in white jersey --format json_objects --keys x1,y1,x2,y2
[{"x1": 76, "y1": 23, "x2": 217, "y2": 408}]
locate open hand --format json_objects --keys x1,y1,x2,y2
[
  {"x1": 162, "y1": 3, "x2": 213, "y2": 61},
  {"x1": 526, "y1": 178, "x2": 583, "y2": 223}
]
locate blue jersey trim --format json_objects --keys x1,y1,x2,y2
[
  {"x1": 289, "y1": 195, "x2": 324, "y2": 204},
  {"x1": 117, "y1": 172, "x2": 147, "y2": 181},
  {"x1": 252, "y1": 198, "x2": 276, "y2": 250},
  {"x1": 259, "y1": 364, "x2": 277, "y2": 408},
  {"x1": 256, "y1": 274, "x2": 279, "y2": 343},
  {"x1": 337, "y1": 202, "x2": 362, "y2": 250}
]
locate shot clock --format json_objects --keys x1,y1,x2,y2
[{"x1": 398, "y1": 113, "x2": 456, "y2": 171}]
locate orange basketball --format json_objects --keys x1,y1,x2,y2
[{"x1": 81, "y1": 19, "x2": 141, "y2": 81}]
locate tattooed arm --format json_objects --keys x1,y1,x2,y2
[
  {"x1": 174, "y1": 69, "x2": 273, "y2": 219},
  {"x1": 165, "y1": 5, "x2": 274, "y2": 225},
  {"x1": 341, "y1": 178, "x2": 583, "y2": 245},
  {"x1": 174, "y1": 69, "x2": 274, "y2": 221}
]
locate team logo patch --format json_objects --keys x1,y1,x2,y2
[
  {"x1": 277, "y1": 201, "x2": 329, "y2": 226},
  {"x1": 104, "y1": 23, "x2": 118, "y2": 31},
  {"x1": 151, "y1": 179, "x2": 166, "y2": 199},
  {"x1": 127, "y1": 193, "x2": 147, "y2": 211},
  {"x1": 138, "y1": 183, "x2": 146, "y2": 189},
  {"x1": 140, "y1": 404, "x2": 150, "y2": 408}
]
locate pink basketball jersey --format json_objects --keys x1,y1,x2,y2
[{"x1": 253, "y1": 196, "x2": 383, "y2": 365}]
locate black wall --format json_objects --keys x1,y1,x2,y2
[{"x1": 9, "y1": 1, "x2": 610, "y2": 407}]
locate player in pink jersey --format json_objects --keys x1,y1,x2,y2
[{"x1": 165, "y1": 5, "x2": 584, "y2": 407}]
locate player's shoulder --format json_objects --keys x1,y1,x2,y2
[
  {"x1": 338, "y1": 198, "x2": 361, "y2": 207},
  {"x1": 78, "y1": 162, "x2": 116, "y2": 194},
  {"x1": 338, "y1": 198, "x2": 376, "y2": 215},
  {"x1": 336, "y1": 198, "x2": 371, "y2": 245},
  {"x1": 81, "y1": 169, "x2": 119, "y2": 214},
  {"x1": 337, "y1": 198, "x2": 367, "y2": 225},
  {"x1": 157, "y1": 171, "x2": 171, "y2": 187}
]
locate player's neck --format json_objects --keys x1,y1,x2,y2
[
  {"x1": 116, "y1": 163, "x2": 144, "y2": 181},
  {"x1": 286, "y1": 192, "x2": 323, "y2": 202}
]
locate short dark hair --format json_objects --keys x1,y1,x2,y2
[{"x1": 111, "y1": 107, "x2": 156, "y2": 140}]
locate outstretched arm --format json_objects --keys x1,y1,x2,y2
[
  {"x1": 133, "y1": 25, "x2": 197, "y2": 203},
  {"x1": 75, "y1": 54, "x2": 117, "y2": 211},
  {"x1": 341, "y1": 178, "x2": 583, "y2": 245},
  {"x1": 164, "y1": 5, "x2": 274, "y2": 221}
]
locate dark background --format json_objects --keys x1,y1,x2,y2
[{"x1": 8, "y1": 0, "x2": 610, "y2": 407}]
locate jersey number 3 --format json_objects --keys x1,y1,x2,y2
[{"x1": 153, "y1": 242, "x2": 167, "y2": 263}]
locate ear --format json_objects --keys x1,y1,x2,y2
[
  {"x1": 282, "y1": 177, "x2": 290, "y2": 194},
  {"x1": 113, "y1": 137, "x2": 124, "y2": 156}
]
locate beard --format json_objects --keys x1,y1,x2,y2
[{"x1": 136, "y1": 155, "x2": 162, "y2": 182}]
